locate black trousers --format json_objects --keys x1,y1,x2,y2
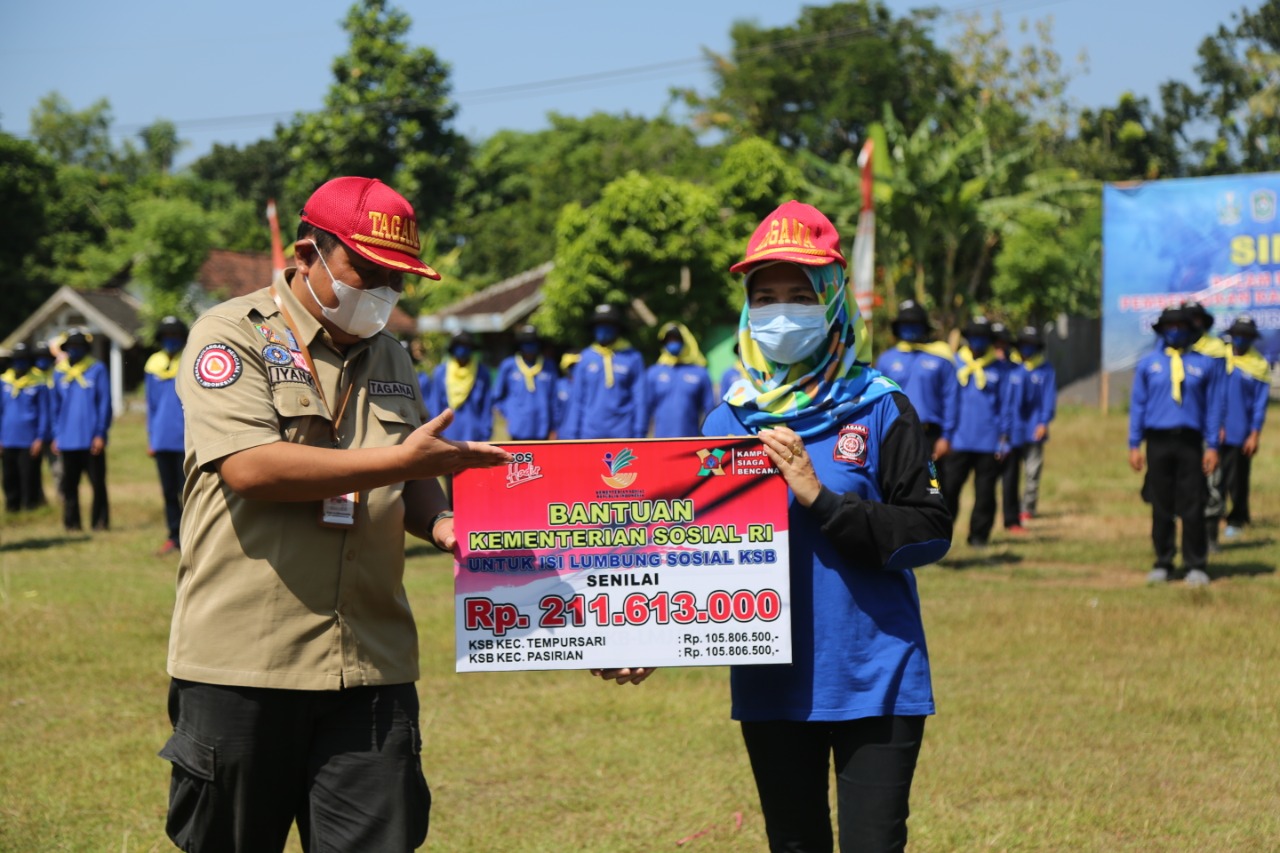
[
  {"x1": 1219, "y1": 444, "x2": 1253, "y2": 527},
  {"x1": 941, "y1": 451, "x2": 1000, "y2": 545},
  {"x1": 59, "y1": 449, "x2": 108, "y2": 530},
  {"x1": 1143, "y1": 430, "x2": 1207, "y2": 571},
  {"x1": 1000, "y1": 445, "x2": 1024, "y2": 527},
  {"x1": 2, "y1": 445, "x2": 45, "y2": 511},
  {"x1": 161, "y1": 679, "x2": 431, "y2": 852},
  {"x1": 154, "y1": 450, "x2": 184, "y2": 542},
  {"x1": 741, "y1": 716, "x2": 926, "y2": 853}
]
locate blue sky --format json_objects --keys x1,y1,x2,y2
[{"x1": 0, "y1": 0, "x2": 1242, "y2": 168}]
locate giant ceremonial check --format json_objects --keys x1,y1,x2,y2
[
  {"x1": 452, "y1": 437, "x2": 792, "y2": 672},
  {"x1": 1103, "y1": 173, "x2": 1280, "y2": 372}
]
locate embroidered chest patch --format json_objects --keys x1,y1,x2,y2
[{"x1": 834, "y1": 424, "x2": 869, "y2": 466}]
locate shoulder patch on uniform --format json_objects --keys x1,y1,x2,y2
[
  {"x1": 834, "y1": 424, "x2": 869, "y2": 466},
  {"x1": 369, "y1": 380, "x2": 415, "y2": 398},
  {"x1": 261, "y1": 343, "x2": 292, "y2": 366},
  {"x1": 194, "y1": 344, "x2": 243, "y2": 389}
]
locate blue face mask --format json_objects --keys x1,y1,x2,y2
[
  {"x1": 519, "y1": 343, "x2": 540, "y2": 358},
  {"x1": 594, "y1": 325, "x2": 619, "y2": 346},
  {"x1": 35, "y1": 357, "x2": 53, "y2": 371},
  {"x1": 1162, "y1": 328, "x2": 1191, "y2": 349},
  {"x1": 161, "y1": 338, "x2": 184, "y2": 355},
  {"x1": 897, "y1": 323, "x2": 926, "y2": 343},
  {"x1": 967, "y1": 336, "x2": 990, "y2": 356},
  {"x1": 66, "y1": 345, "x2": 87, "y2": 363},
  {"x1": 1232, "y1": 339, "x2": 1253, "y2": 356},
  {"x1": 663, "y1": 340, "x2": 683, "y2": 356},
  {"x1": 13, "y1": 359, "x2": 32, "y2": 373},
  {"x1": 451, "y1": 346, "x2": 472, "y2": 361},
  {"x1": 1018, "y1": 345, "x2": 1040, "y2": 361}
]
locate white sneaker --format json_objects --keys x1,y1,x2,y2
[
  {"x1": 1146, "y1": 568, "x2": 1169, "y2": 585},
  {"x1": 1223, "y1": 525, "x2": 1243, "y2": 540},
  {"x1": 1184, "y1": 569, "x2": 1211, "y2": 587}
]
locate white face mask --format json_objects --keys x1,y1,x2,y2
[
  {"x1": 748, "y1": 303, "x2": 830, "y2": 364},
  {"x1": 303, "y1": 241, "x2": 400, "y2": 338}
]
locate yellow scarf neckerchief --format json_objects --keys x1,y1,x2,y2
[
  {"x1": 956, "y1": 346, "x2": 996, "y2": 389},
  {"x1": 894, "y1": 340, "x2": 955, "y2": 360},
  {"x1": 656, "y1": 322, "x2": 708, "y2": 367},
  {"x1": 590, "y1": 342, "x2": 619, "y2": 388},
  {"x1": 56, "y1": 356, "x2": 98, "y2": 388},
  {"x1": 2, "y1": 369, "x2": 43, "y2": 397},
  {"x1": 515, "y1": 354, "x2": 544, "y2": 393},
  {"x1": 1193, "y1": 336, "x2": 1229, "y2": 359},
  {"x1": 144, "y1": 350, "x2": 182, "y2": 380},
  {"x1": 1227, "y1": 346, "x2": 1270, "y2": 382},
  {"x1": 1022, "y1": 353, "x2": 1046, "y2": 371},
  {"x1": 446, "y1": 357, "x2": 479, "y2": 410},
  {"x1": 1165, "y1": 347, "x2": 1186, "y2": 404}
]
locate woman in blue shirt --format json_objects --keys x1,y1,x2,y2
[
  {"x1": 145, "y1": 316, "x2": 188, "y2": 555},
  {"x1": 645, "y1": 322, "x2": 714, "y2": 438},
  {"x1": 598, "y1": 201, "x2": 951, "y2": 852}
]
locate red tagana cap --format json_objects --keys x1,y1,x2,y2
[
  {"x1": 300, "y1": 177, "x2": 441, "y2": 280},
  {"x1": 729, "y1": 200, "x2": 846, "y2": 275}
]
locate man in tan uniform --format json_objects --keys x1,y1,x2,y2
[{"x1": 159, "y1": 177, "x2": 510, "y2": 851}]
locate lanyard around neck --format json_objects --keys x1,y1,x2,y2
[{"x1": 273, "y1": 285, "x2": 356, "y2": 444}]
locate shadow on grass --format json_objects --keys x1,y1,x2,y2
[
  {"x1": 937, "y1": 550, "x2": 1024, "y2": 571},
  {"x1": 0, "y1": 534, "x2": 89, "y2": 553},
  {"x1": 1219, "y1": 536, "x2": 1276, "y2": 553},
  {"x1": 1209, "y1": 562, "x2": 1276, "y2": 579}
]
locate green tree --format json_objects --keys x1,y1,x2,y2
[
  {"x1": 714, "y1": 137, "x2": 805, "y2": 242},
  {"x1": 0, "y1": 134, "x2": 61, "y2": 340},
  {"x1": 538, "y1": 173, "x2": 732, "y2": 350},
  {"x1": 282, "y1": 0, "x2": 466, "y2": 219},
  {"x1": 677, "y1": 1, "x2": 957, "y2": 160},
  {"x1": 27, "y1": 93, "x2": 116, "y2": 171},
  {"x1": 451, "y1": 113, "x2": 712, "y2": 281}
]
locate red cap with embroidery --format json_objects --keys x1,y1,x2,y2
[
  {"x1": 729, "y1": 200, "x2": 846, "y2": 274},
  {"x1": 299, "y1": 177, "x2": 441, "y2": 280}
]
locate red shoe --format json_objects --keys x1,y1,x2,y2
[
  {"x1": 155, "y1": 539, "x2": 179, "y2": 556},
  {"x1": 1006, "y1": 525, "x2": 1028, "y2": 535},
  {"x1": 1019, "y1": 512, "x2": 1033, "y2": 523}
]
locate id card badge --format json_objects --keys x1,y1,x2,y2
[{"x1": 320, "y1": 492, "x2": 358, "y2": 528}]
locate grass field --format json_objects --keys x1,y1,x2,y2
[{"x1": 2, "y1": 403, "x2": 1278, "y2": 851}]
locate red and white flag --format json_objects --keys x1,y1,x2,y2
[{"x1": 851, "y1": 140, "x2": 876, "y2": 360}]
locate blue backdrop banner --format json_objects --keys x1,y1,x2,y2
[{"x1": 1103, "y1": 173, "x2": 1280, "y2": 372}]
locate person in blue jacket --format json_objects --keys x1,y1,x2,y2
[
  {"x1": 145, "y1": 316, "x2": 188, "y2": 555},
  {"x1": 993, "y1": 322, "x2": 1029, "y2": 535},
  {"x1": 1184, "y1": 301, "x2": 1231, "y2": 551},
  {"x1": 553, "y1": 352, "x2": 579, "y2": 439},
  {"x1": 1, "y1": 342, "x2": 52, "y2": 512},
  {"x1": 595, "y1": 200, "x2": 951, "y2": 852},
  {"x1": 941, "y1": 316, "x2": 1013, "y2": 547},
  {"x1": 32, "y1": 341, "x2": 58, "y2": 501},
  {"x1": 52, "y1": 328, "x2": 112, "y2": 532},
  {"x1": 1129, "y1": 306, "x2": 1225, "y2": 586},
  {"x1": 875, "y1": 300, "x2": 958, "y2": 463},
  {"x1": 493, "y1": 324, "x2": 557, "y2": 440},
  {"x1": 427, "y1": 331, "x2": 492, "y2": 441},
  {"x1": 645, "y1": 322, "x2": 715, "y2": 438},
  {"x1": 1015, "y1": 326, "x2": 1057, "y2": 522},
  {"x1": 1218, "y1": 315, "x2": 1270, "y2": 539},
  {"x1": 563, "y1": 304, "x2": 647, "y2": 439}
]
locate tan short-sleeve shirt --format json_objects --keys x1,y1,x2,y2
[{"x1": 168, "y1": 271, "x2": 425, "y2": 690}]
